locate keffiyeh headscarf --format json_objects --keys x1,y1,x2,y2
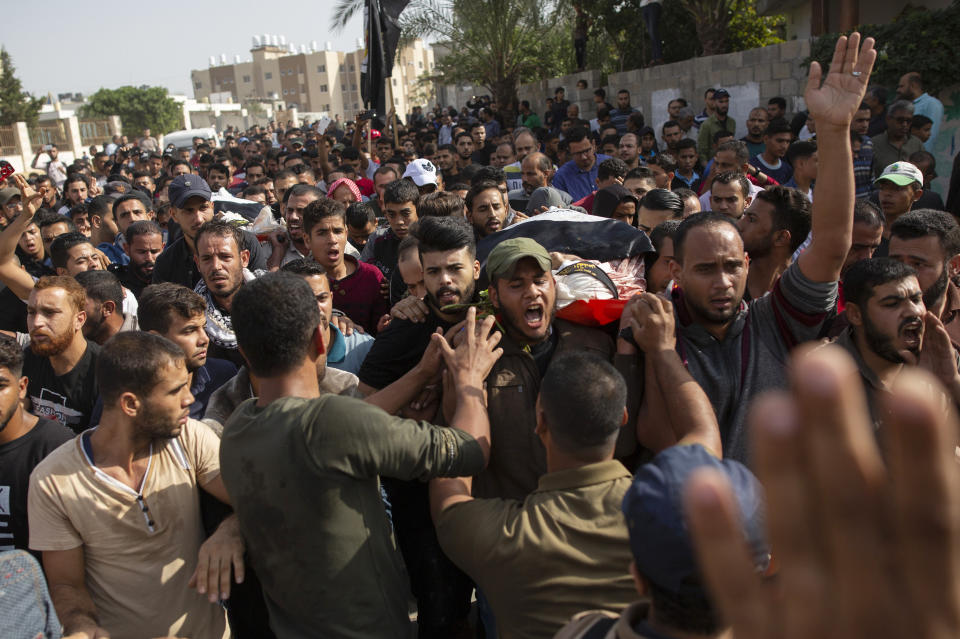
[
  {"x1": 194, "y1": 268, "x2": 260, "y2": 350},
  {"x1": 327, "y1": 178, "x2": 362, "y2": 202}
]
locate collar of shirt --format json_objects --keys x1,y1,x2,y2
[
  {"x1": 327, "y1": 325, "x2": 346, "y2": 363},
  {"x1": 191, "y1": 364, "x2": 212, "y2": 397},
  {"x1": 533, "y1": 459, "x2": 630, "y2": 493}
]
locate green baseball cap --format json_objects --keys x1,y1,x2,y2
[
  {"x1": 0, "y1": 187, "x2": 20, "y2": 207},
  {"x1": 874, "y1": 161, "x2": 923, "y2": 187},
  {"x1": 485, "y1": 237, "x2": 552, "y2": 281}
]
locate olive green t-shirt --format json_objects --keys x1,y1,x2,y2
[{"x1": 219, "y1": 394, "x2": 485, "y2": 639}]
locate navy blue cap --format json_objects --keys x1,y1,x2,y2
[
  {"x1": 713, "y1": 88, "x2": 730, "y2": 98},
  {"x1": 622, "y1": 444, "x2": 768, "y2": 595},
  {"x1": 168, "y1": 174, "x2": 212, "y2": 208}
]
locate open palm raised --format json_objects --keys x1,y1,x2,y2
[{"x1": 804, "y1": 33, "x2": 877, "y2": 129}]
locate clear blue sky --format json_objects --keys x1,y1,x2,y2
[{"x1": 3, "y1": 0, "x2": 364, "y2": 99}]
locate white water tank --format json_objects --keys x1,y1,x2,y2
[
  {"x1": 209, "y1": 56, "x2": 216, "y2": 66},
  {"x1": 253, "y1": 35, "x2": 261, "y2": 47},
  {"x1": 234, "y1": 54, "x2": 242, "y2": 63},
  {"x1": 312, "y1": 41, "x2": 319, "y2": 52},
  {"x1": 263, "y1": 33, "x2": 270, "y2": 46},
  {"x1": 326, "y1": 41, "x2": 332, "y2": 51},
  {"x1": 279, "y1": 34, "x2": 287, "y2": 46},
  {"x1": 220, "y1": 53, "x2": 227, "y2": 64}
]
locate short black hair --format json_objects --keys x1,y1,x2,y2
[
  {"x1": 346, "y1": 201, "x2": 377, "y2": 228},
  {"x1": 640, "y1": 189, "x2": 683, "y2": 218},
  {"x1": 785, "y1": 140, "x2": 817, "y2": 167},
  {"x1": 890, "y1": 209, "x2": 960, "y2": 260},
  {"x1": 112, "y1": 191, "x2": 154, "y2": 216},
  {"x1": 138, "y1": 283, "x2": 207, "y2": 333},
  {"x1": 282, "y1": 183, "x2": 323, "y2": 204},
  {"x1": 35, "y1": 209, "x2": 73, "y2": 232},
  {"x1": 465, "y1": 180, "x2": 501, "y2": 212},
  {"x1": 194, "y1": 220, "x2": 245, "y2": 257},
  {"x1": 302, "y1": 198, "x2": 347, "y2": 236},
  {"x1": 911, "y1": 114, "x2": 933, "y2": 129},
  {"x1": 565, "y1": 127, "x2": 590, "y2": 145},
  {"x1": 97, "y1": 331, "x2": 186, "y2": 404},
  {"x1": 383, "y1": 179, "x2": 420, "y2": 206},
  {"x1": 712, "y1": 172, "x2": 751, "y2": 199},
  {"x1": 650, "y1": 219, "x2": 682, "y2": 253},
  {"x1": 539, "y1": 352, "x2": 626, "y2": 456},
  {"x1": 767, "y1": 96, "x2": 787, "y2": 110},
  {"x1": 281, "y1": 258, "x2": 326, "y2": 277},
  {"x1": 854, "y1": 199, "x2": 885, "y2": 228},
  {"x1": 763, "y1": 118, "x2": 792, "y2": 137},
  {"x1": 673, "y1": 212, "x2": 741, "y2": 263},
  {"x1": 418, "y1": 191, "x2": 465, "y2": 218},
  {"x1": 842, "y1": 257, "x2": 918, "y2": 310},
  {"x1": 232, "y1": 272, "x2": 321, "y2": 377},
  {"x1": 753, "y1": 186, "x2": 813, "y2": 253},
  {"x1": 471, "y1": 166, "x2": 506, "y2": 187},
  {"x1": 49, "y1": 232, "x2": 93, "y2": 268},
  {"x1": 597, "y1": 158, "x2": 628, "y2": 182},
  {"x1": 648, "y1": 153, "x2": 677, "y2": 172},
  {"x1": 74, "y1": 270, "x2": 124, "y2": 308},
  {"x1": 0, "y1": 334, "x2": 24, "y2": 377},
  {"x1": 716, "y1": 140, "x2": 750, "y2": 164},
  {"x1": 124, "y1": 219, "x2": 164, "y2": 246},
  {"x1": 625, "y1": 166, "x2": 657, "y2": 183},
  {"x1": 413, "y1": 215, "x2": 476, "y2": 259},
  {"x1": 675, "y1": 138, "x2": 698, "y2": 153}
]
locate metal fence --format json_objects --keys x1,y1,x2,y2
[
  {"x1": 28, "y1": 121, "x2": 68, "y2": 148},
  {"x1": 0, "y1": 126, "x2": 15, "y2": 155},
  {"x1": 79, "y1": 119, "x2": 113, "y2": 147}
]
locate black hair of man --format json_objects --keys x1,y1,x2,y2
[
  {"x1": 282, "y1": 183, "x2": 323, "y2": 205},
  {"x1": 713, "y1": 130, "x2": 734, "y2": 144},
  {"x1": 768, "y1": 96, "x2": 787, "y2": 110},
  {"x1": 650, "y1": 219, "x2": 682, "y2": 253},
  {"x1": 753, "y1": 186, "x2": 813, "y2": 253},
  {"x1": 168, "y1": 159, "x2": 192, "y2": 174},
  {"x1": 49, "y1": 232, "x2": 93, "y2": 269},
  {"x1": 842, "y1": 257, "x2": 918, "y2": 310},
  {"x1": 627, "y1": 112, "x2": 646, "y2": 130},
  {"x1": 673, "y1": 188, "x2": 697, "y2": 202},
  {"x1": 785, "y1": 140, "x2": 817, "y2": 168},
  {"x1": 594, "y1": 88, "x2": 606, "y2": 99},
  {"x1": 597, "y1": 158, "x2": 628, "y2": 182},
  {"x1": 232, "y1": 272, "x2": 321, "y2": 377},
  {"x1": 854, "y1": 199, "x2": 885, "y2": 228},
  {"x1": 383, "y1": 179, "x2": 420, "y2": 206},
  {"x1": 112, "y1": 191, "x2": 154, "y2": 217},
  {"x1": 673, "y1": 212, "x2": 741, "y2": 264},
  {"x1": 716, "y1": 140, "x2": 750, "y2": 165},
  {"x1": 346, "y1": 201, "x2": 377, "y2": 229},
  {"x1": 74, "y1": 270, "x2": 123, "y2": 308},
  {"x1": 465, "y1": 180, "x2": 501, "y2": 212},
  {"x1": 648, "y1": 153, "x2": 677, "y2": 172},
  {"x1": 241, "y1": 184, "x2": 266, "y2": 200},
  {"x1": 273, "y1": 168, "x2": 298, "y2": 183},
  {"x1": 0, "y1": 334, "x2": 23, "y2": 377},
  {"x1": 138, "y1": 283, "x2": 207, "y2": 333},
  {"x1": 87, "y1": 195, "x2": 112, "y2": 220},
  {"x1": 911, "y1": 114, "x2": 933, "y2": 129},
  {"x1": 194, "y1": 220, "x2": 245, "y2": 256},
  {"x1": 413, "y1": 215, "x2": 476, "y2": 259},
  {"x1": 625, "y1": 166, "x2": 657, "y2": 182},
  {"x1": 63, "y1": 175, "x2": 88, "y2": 192},
  {"x1": 374, "y1": 165, "x2": 400, "y2": 181},
  {"x1": 124, "y1": 220, "x2": 163, "y2": 246},
  {"x1": 661, "y1": 120, "x2": 681, "y2": 134},
  {"x1": 565, "y1": 127, "x2": 590, "y2": 145},
  {"x1": 539, "y1": 351, "x2": 626, "y2": 458},
  {"x1": 675, "y1": 138, "x2": 698, "y2": 153},
  {"x1": 890, "y1": 209, "x2": 960, "y2": 259},
  {"x1": 454, "y1": 131, "x2": 474, "y2": 145},
  {"x1": 762, "y1": 118, "x2": 793, "y2": 138},
  {"x1": 640, "y1": 189, "x2": 684, "y2": 218},
  {"x1": 418, "y1": 191, "x2": 465, "y2": 218},
  {"x1": 438, "y1": 143, "x2": 457, "y2": 155},
  {"x1": 281, "y1": 258, "x2": 327, "y2": 278},
  {"x1": 471, "y1": 166, "x2": 506, "y2": 187},
  {"x1": 601, "y1": 134, "x2": 621, "y2": 150},
  {"x1": 208, "y1": 163, "x2": 230, "y2": 177},
  {"x1": 302, "y1": 198, "x2": 347, "y2": 236},
  {"x1": 97, "y1": 331, "x2": 186, "y2": 404},
  {"x1": 35, "y1": 209, "x2": 75, "y2": 232},
  {"x1": 712, "y1": 171, "x2": 751, "y2": 199}
]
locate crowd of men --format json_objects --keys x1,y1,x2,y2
[{"x1": 3, "y1": 33, "x2": 960, "y2": 639}]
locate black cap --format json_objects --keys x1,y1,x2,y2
[{"x1": 168, "y1": 175, "x2": 212, "y2": 208}]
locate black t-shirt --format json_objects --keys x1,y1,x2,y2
[
  {"x1": 109, "y1": 263, "x2": 150, "y2": 299},
  {"x1": 358, "y1": 315, "x2": 454, "y2": 390},
  {"x1": 23, "y1": 341, "x2": 100, "y2": 434},
  {"x1": 0, "y1": 287, "x2": 27, "y2": 333},
  {"x1": 0, "y1": 418, "x2": 74, "y2": 555}
]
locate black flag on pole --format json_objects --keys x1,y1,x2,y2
[{"x1": 360, "y1": 0, "x2": 410, "y2": 115}]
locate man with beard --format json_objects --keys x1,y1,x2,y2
[
  {"x1": 109, "y1": 220, "x2": 164, "y2": 299},
  {"x1": 697, "y1": 88, "x2": 735, "y2": 163},
  {"x1": 738, "y1": 186, "x2": 813, "y2": 301},
  {"x1": 271, "y1": 184, "x2": 321, "y2": 267},
  {"x1": 27, "y1": 331, "x2": 242, "y2": 639},
  {"x1": 466, "y1": 180, "x2": 507, "y2": 240},
  {"x1": 507, "y1": 152, "x2": 555, "y2": 212},
  {"x1": 19, "y1": 276, "x2": 98, "y2": 433},
  {"x1": 193, "y1": 220, "x2": 259, "y2": 368},
  {"x1": 639, "y1": 33, "x2": 878, "y2": 464},
  {"x1": 358, "y1": 216, "x2": 483, "y2": 638},
  {"x1": 74, "y1": 271, "x2": 138, "y2": 345},
  {"x1": 139, "y1": 283, "x2": 237, "y2": 419},
  {"x1": 834, "y1": 258, "x2": 960, "y2": 431},
  {"x1": 0, "y1": 335, "x2": 73, "y2": 555},
  {"x1": 152, "y1": 174, "x2": 267, "y2": 288},
  {"x1": 889, "y1": 209, "x2": 960, "y2": 347}
]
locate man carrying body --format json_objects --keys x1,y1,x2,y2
[
  {"x1": 219, "y1": 272, "x2": 501, "y2": 639},
  {"x1": 28, "y1": 331, "x2": 243, "y2": 639}
]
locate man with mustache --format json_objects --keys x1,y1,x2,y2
[
  {"x1": 21, "y1": 276, "x2": 99, "y2": 433},
  {"x1": 834, "y1": 257, "x2": 960, "y2": 431},
  {"x1": 110, "y1": 220, "x2": 164, "y2": 299},
  {"x1": 888, "y1": 209, "x2": 960, "y2": 347}
]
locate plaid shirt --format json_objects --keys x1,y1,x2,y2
[{"x1": 853, "y1": 135, "x2": 874, "y2": 199}]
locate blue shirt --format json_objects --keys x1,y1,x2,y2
[
  {"x1": 189, "y1": 358, "x2": 238, "y2": 418},
  {"x1": 327, "y1": 325, "x2": 375, "y2": 375},
  {"x1": 551, "y1": 154, "x2": 613, "y2": 202},
  {"x1": 913, "y1": 92, "x2": 944, "y2": 152}
]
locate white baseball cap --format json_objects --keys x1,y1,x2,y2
[
  {"x1": 402, "y1": 159, "x2": 439, "y2": 187},
  {"x1": 874, "y1": 161, "x2": 924, "y2": 187}
]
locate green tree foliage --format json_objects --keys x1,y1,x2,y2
[
  {"x1": 726, "y1": 0, "x2": 786, "y2": 52},
  {"x1": 806, "y1": 3, "x2": 960, "y2": 96},
  {"x1": 79, "y1": 86, "x2": 182, "y2": 136},
  {"x1": 0, "y1": 48, "x2": 44, "y2": 126}
]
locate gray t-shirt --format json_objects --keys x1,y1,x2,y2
[{"x1": 674, "y1": 261, "x2": 837, "y2": 462}]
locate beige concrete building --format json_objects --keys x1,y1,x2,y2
[{"x1": 191, "y1": 36, "x2": 435, "y2": 120}]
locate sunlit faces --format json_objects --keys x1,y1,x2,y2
[
  {"x1": 467, "y1": 188, "x2": 506, "y2": 238},
  {"x1": 18, "y1": 223, "x2": 43, "y2": 259},
  {"x1": 172, "y1": 196, "x2": 214, "y2": 241},
  {"x1": 125, "y1": 232, "x2": 164, "y2": 282},
  {"x1": 114, "y1": 199, "x2": 154, "y2": 234},
  {"x1": 709, "y1": 181, "x2": 749, "y2": 220},
  {"x1": 194, "y1": 232, "x2": 249, "y2": 300},
  {"x1": 307, "y1": 216, "x2": 348, "y2": 271},
  {"x1": 848, "y1": 276, "x2": 925, "y2": 364},
  {"x1": 670, "y1": 223, "x2": 747, "y2": 327},
  {"x1": 489, "y1": 258, "x2": 557, "y2": 344},
  {"x1": 384, "y1": 200, "x2": 418, "y2": 239},
  {"x1": 421, "y1": 247, "x2": 480, "y2": 313},
  {"x1": 889, "y1": 234, "x2": 950, "y2": 309},
  {"x1": 398, "y1": 249, "x2": 426, "y2": 299},
  {"x1": 27, "y1": 286, "x2": 85, "y2": 358}
]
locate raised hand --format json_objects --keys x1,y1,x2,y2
[
  {"x1": 13, "y1": 174, "x2": 43, "y2": 217},
  {"x1": 433, "y1": 307, "x2": 503, "y2": 391},
  {"x1": 804, "y1": 32, "x2": 877, "y2": 129}
]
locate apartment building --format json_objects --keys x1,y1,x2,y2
[{"x1": 191, "y1": 35, "x2": 435, "y2": 119}]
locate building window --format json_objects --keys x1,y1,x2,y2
[
  {"x1": 283, "y1": 89, "x2": 288, "y2": 95},
  {"x1": 341, "y1": 84, "x2": 347, "y2": 91},
  {"x1": 353, "y1": 102, "x2": 358, "y2": 109},
  {"x1": 351, "y1": 84, "x2": 357, "y2": 90},
  {"x1": 265, "y1": 72, "x2": 272, "y2": 79},
  {"x1": 302, "y1": 87, "x2": 307, "y2": 94},
  {"x1": 194, "y1": 81, "x2": 202, "y2": 89},
  {"x1": 318, "y1": 64, "x2": 326, "y2": 72},
  {"x1": 394, "y1": 98, "x2": 399, "y2": 105},
  {"x1": 349, "y1": 65, "x2": 355, "y2": 71},
  {"x1": 243, "y1": 75, "x2": 250, "y2": 83},
  {"x1": 323, "y1": 104, "x2": 329, "y2": 111},
  {"x1": 320, "y1": 84, "x2": 328, "y2": 92},
  {"x1": 392, "y1": 78, "x2": 397, "y2": 86},
  {"x1": 418, "y1": 61, "x2": 423, "y2": 69}
]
